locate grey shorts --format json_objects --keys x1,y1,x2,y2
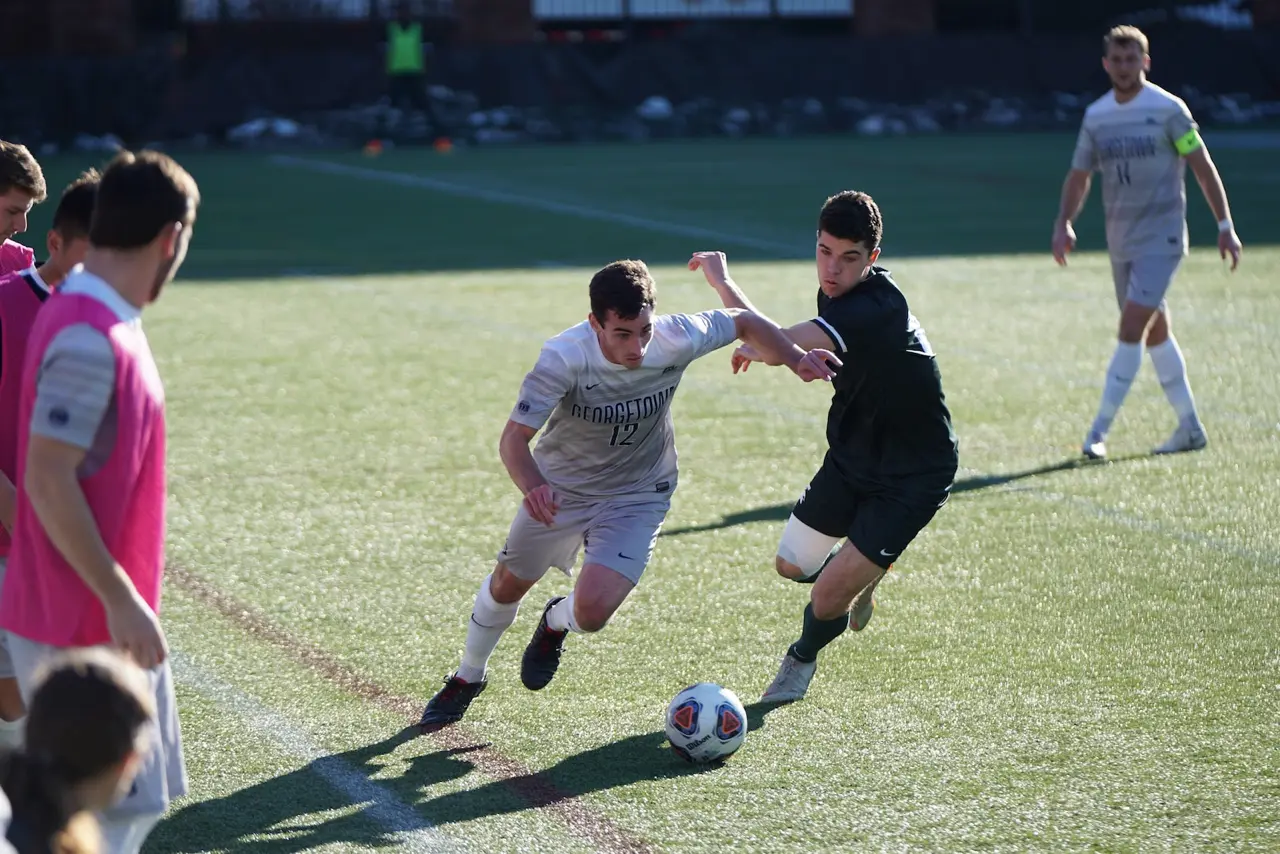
[
  {"x1": 1111, "y1": 254, "x2": 1182, "y2": 311},
  {"x1": 5, "y1": 633, "x2": 188, "y2": 827},
  {"x1": 497, "y1": 493, "x2": 671, "y2": 586}
]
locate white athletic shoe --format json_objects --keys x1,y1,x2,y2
[
  {"x1": 760, "y1": 652, "x2": 817, "y2": 703},
  {"x1": 1154, "y1": 422, "x2": 1208, "y2": 455},
  {"x1": 1082, "y1": 431, "x2": 1107, "y2": 460}
]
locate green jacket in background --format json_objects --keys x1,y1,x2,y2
[{"x1": 387, "y1": 21, "x2": 424, "y2": 75}]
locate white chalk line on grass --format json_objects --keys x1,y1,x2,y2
[
  {"x1": 271, "y1": 155, "x2": 805, "y2": 257},
  {"x1": 172, "y1": 652, "x2": 456, "y2": 854}
]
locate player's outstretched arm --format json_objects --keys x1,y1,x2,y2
[
  {"x1": 689, "y1": 251, "x2": 769, "y2": 316},
  {"x1": 1052, "y1": 169, "x2": 1092, "y2": 266},
  {"x1": 1185, "y1": 146, "x2": 1242, "y2": 270},
  {"x1": 732, "y1": 311, "x2": 840, "y2": 382},
  {"x1": 498, "y1": 419, "x2": 558, "y2": 526},
  {"x1": 690, "y1": 250, "x2": 829, "y2": 355}
]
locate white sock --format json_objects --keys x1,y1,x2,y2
[
  {"x1": 0, "y1": 716, "x2": 23, "y2": 750},
  {"x1": 456, "y1": 574, "x2": 520, "y2": 683},
  {"x1": 1090, "y1": 341, "x2": 1144, "y2": 437},
  {"x1": 545, "y1": 593, "x2": 583, "y2": 634},
  {"x1": 1148, "y1": 336, "x2": 1201, "y2": 428}
]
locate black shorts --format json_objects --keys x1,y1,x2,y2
[{"x1": 791, "y1": 452, "x2": 953, "y2": 570}]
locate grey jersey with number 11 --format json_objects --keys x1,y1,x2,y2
[
  {"x1": 1071, "y1": 82, "x2": 1199, "y2": 261},
  {"x1": 509, "y1": 311, "x2": 738, "y2": 501}
]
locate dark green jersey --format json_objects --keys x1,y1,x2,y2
[{"x1": 810, "y1": 266, "x2": 958, "y2": 482}]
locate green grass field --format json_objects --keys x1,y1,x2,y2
[{"x1": 23, "y1": 133, "x2": 1280, "y2": 853}]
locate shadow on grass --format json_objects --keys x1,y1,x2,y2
[
  {"x1": 152, "y1": 723, "x2": 718, "y2": 850},
  {"x1": 150, "y1": 728, "x2": 470, "y2": 853},
  {"x1": 662, "y1": 453, "x2": 1152, "y2": 538},
  {"x1": 408, "y1": 728, "x2": 715, "y2": 828}
]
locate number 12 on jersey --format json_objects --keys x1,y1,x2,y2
[{"x1": 610, "y1": 423, "x2": 637, "y2": 446}]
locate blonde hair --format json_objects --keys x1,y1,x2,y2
[{"x1": 1104, "y1": 25, "x2": 1149, "y2": 56}]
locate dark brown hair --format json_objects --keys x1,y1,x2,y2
[
  {"x1": 818, "y1": 190, "x2": 883, "y2": 252},
  {"x1": 1, "y1": 649, "x2": 154, "y2": 854},
  {"x1": 50, "y1": 170, "x2": 101, "y2": 241},
  {"x1": 89, "y1": 150, "x2": 200, "y2": 250},
  {"x1": 589, "y1": 260, "x2": 657, "y2": 324},
  {"x1": 0, "y1": 141, "x2": 47, "y2": 203}
]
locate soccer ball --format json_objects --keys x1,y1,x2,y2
[{"x1": 664, "y1": 682, "x2": 748, "y2": 764}]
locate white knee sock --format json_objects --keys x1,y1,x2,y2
[
  {"x1": 545, "y1": 593, "x2": 583, "y2": 634},
  {"x1": 456, "y1": 574, "x2": 520, "y2": 683},
  {"x1": 1090, "y1": 341, "x2": 1144, "y2": 437},
  {"x1": 1148, "y1": 336, "x2": 1201, "y2": 428},
  {"x1": 0, "y1": 716, "x2": 23, "y2": 750}
]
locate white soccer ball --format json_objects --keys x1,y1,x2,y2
[{"x1": 664, "y1": 682, "x2": 748, "y2": 764}]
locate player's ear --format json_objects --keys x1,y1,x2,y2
[
  {"x1": 1142, "y1": 54, "x2": 1151, "y2": 72},
  {"x1": 588, "y1": 312, "x2": 602, "y2": 333},
  {"x1": 157, "y1": 222, "x2": 183, "y2": 259},
  {"x1": 46, "y1": 229, "x2": 61, "y2": 259},
  {"x1": 868, "y1": 246, "x2": 881, "y2": 264}
]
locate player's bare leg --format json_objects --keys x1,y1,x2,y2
[
  {"x1": 522, "y1": 563, "x2": 634, "y2": 690},
  {"x1": 764, "y1": 543, "x2": 884, "y2": 703},
  {"x1": 0, "y1": 678, "x2": 25, "y2": 749},
  {"x1": 776, "y1": 549, "x2": 879, "y2": 630},
  {"x1": 419, "y1": 562, "x2": 535, "y2": 730},
  {"x1": 1143, "y1": 305, "x2": 1207, "y2": 454}
]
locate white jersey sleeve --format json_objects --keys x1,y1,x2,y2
[
  {"x1": 654, "y1": 309, "x2": 738, "y2": 365},
  {"x1": 1071, "y1": 121, "x2": 1097, "y2": 171},
  {"x1": 510, "y1": 345, "x2": 576, "y2": 432}
]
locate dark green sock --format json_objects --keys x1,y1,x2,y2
[{"x1": 788, "y1": 602, "x2": 850, "y2": 663}]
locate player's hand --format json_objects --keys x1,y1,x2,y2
[
  {"x1": 106, "y1": 588, "x2": 168, "y2": 670},
  {"x1": 523, "y1": 484, "x2": 559, "y2": 526},
  {"x1": 793, "y1": 349, "x2": 842, "y2": 383},
  {"x1": 1219, "y1": 227, "x2": 1242, "y2": 272},
  {"x1": 731, "y1": 344, "x2": 760, "y2": 374},
  {"x1": 688, "y1": 251, "x2": 730, "y2": 289},
  {"x1": 1052, "y1": 221, "x2": 1077, "y2": 266}
]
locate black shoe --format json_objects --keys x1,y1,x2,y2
[
  {"x1": 521, "y1": 596, "x2": 569, "y2": 691},
  {"x1": 418, "y1": 672, "x2": 486, "y2": 731}
]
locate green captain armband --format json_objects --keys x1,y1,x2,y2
[{"x1": 1174, "y1": 128, "x2": 1203, "y2": 156}]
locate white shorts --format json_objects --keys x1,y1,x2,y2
[
  {"x1": 1111, "y1": 254, "x2": 1181, "y2": 311},
  {"x1": 0, "y1": 559, "x2": 11, "y2": 681},
  {"x1": 5, "y1": 632, "x2": 188, "y2": 846},
  {"x1": 497, "y1": 493, "x2": 671, "y2": 586}
]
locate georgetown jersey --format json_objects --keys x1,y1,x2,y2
[
  {"x1": 509, "y1": 310, "x2": 738, "y2": 499},
  {"x1": 1072, "y1": 82, "x2": 1199, "y2": 261}
]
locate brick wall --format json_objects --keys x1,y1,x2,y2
[
  {"x1": 855, "y1": 0, "x2": 936, "y2": 36},
  {"x1": 455, "y1": 0, "x2": 535, "y2": 44},
  {"x1": 50, "y1": 0, "x2": 137, "y2": 54}
]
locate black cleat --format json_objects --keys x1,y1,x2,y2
[
  {"x1": 521, "y1": 596, "x2": 569, "y2": 691},
  {"x1": 418, "y1": 673, "x2": 486, "y2": 731}
]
